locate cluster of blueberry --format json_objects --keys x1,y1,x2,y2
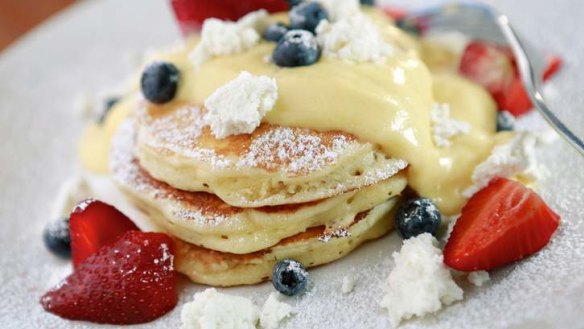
[
  {"x1": 266, "y1": 0, "x2": 374, "y2": 68},
  {"x1": 264, "y1": 2, "x2": 328, "y2": 67},
  {"x1": 269, "y1": 197, "x2": 443, "y2": 297}
]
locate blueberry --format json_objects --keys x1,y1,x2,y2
[
  {"x1": 140, "y1": 62, "x2": 180, "y2": 104},
  {"x1": 97, "y1": 96, "x2": 121, "y2": 124},
  {"x1": 273, "y1": 30, "x2": 320, "y2": 67},
  {"x1": 272, "y1": 259, "x2": 308, "y2": 296},
  {"x1": 497, "y1": 110, "x2": 516, "y2": 131},
  {"x1": 396, "y1": 18, "x2": 420, "y2": 36},
  {"x1": 264, "y1": 23, "x2": 289, "y2": 42},
  {"x1": 43, "y1": 218, "x2": 71, "y2": 259},
  {"x1": 396, "y1": 198, "x2": 441, "y2": 239},
  {"x1": 287, "y1": 0, "x2": 303, "y2": 8},
  {"x1": 360, "y1": 0, "x2": 375, "y2": 5},
  {"x1": 289, "y1": 2, "x2": 329, "y2": 33}
]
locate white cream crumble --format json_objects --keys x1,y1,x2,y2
[
  {"x1": 431, "y1": 103, "x2": 471, "y2": 147},
  {"x1": 468, "y1": 271, "x2": 491, "y2": 287},
  {"x1": 423, "y1": 31, "x2": 471, "y2": 59},
  {"x1": 316, "y1": 13, "x2": 393, "y2": 63},
  {"x1": 379, "y1": 233, "x2": 463, "y2": 327},
  {"x1": 189, "y1": 10, "x2": 268, "y2": 67},
  {"x1": 463, "y1": 132, "x2": 538, "y2": 197},
  {"x1": 180, "y1": 288, "x2": 259, "y2": 329},
  {"x1": 314, "y1": 0, "x2": 360, "y2": 21},
  {"x1": 259, "y1": 292, "x2": 296, "y2": 329},
  {"x1": 204, "y1": 71, "x2": 278, "y2": 139},
  {"x1": 341, "y1": 275, "x2": 357, "y2": 294},
  {"x1": 51, "y1": 174, "x2": 92, "y2": 218}
]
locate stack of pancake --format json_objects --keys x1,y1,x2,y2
[{"x1": 111, "y1": 102, "x2": 409, "y2": 286}]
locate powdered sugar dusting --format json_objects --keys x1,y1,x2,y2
[
  {"x1": 237, "y1": 127, "x2": 349, "y2": 175},
  {"x1": 140, "y1": 105, "x2": 231, "y2": 169},
  {"x1": 111, "y1": 120, "x2": 231, "y2": 227}
]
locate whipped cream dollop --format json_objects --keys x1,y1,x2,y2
[
  {"x1": 190, "y1": 10, "x2": 268, "y2": 67},
  {"x1": 380, "y1": 233, "x2": 463, "y2": 326},
  {"x1": 463, "y1": 132, "x2": 539, "y2": 197},
  {"x1": 204, "y1": 71, "x2": 278, "y2": 139}
]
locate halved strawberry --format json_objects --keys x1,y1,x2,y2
[
  {"x1": 382, "y1": 7, "x2": 408, "y2": 21},
  {"x1": 459, "y1": 41, "x2": 515, "y2": 99},
  {"x1": 70, "y1": 199, "x2": 139, "y2": 267},
  {"x1": 41, "y1": 231, "x2": 177, "y2": 324},
  {"x1": 496, "y1": 55, "x2": 563, "y2": 116},
  {"x1": 444, "y1": 178, "x2": 560, "y2": 271},
  {"x1": 459, "y1": 42, "x2": 563, "y2": 116},
  {"x1": 543, "y1": 55, "x2": 563, "y2": 81},
  {"x1": 170, "y1": 0, "x2": 288, "y2": 35}
]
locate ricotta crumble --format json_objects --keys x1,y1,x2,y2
[
  {"x1": 180, "y1": 289, "x2": 295, "y2": 329},
  {"x1": 380, "y1": 233, "x2": 463, "y2": 326},
  {"x1": 190, "y1": 10, "x2": 268, "y2": 67},
  {"x1": 259, "y1": 292, "x2": 296, "y2": 329},
  {"x1": 314, "y1": 0, "x2": 360, "y2": 21},
  {"x1": 204, "y1": 71, "x2": 278, "y2": 139},
  {"x1": 341, "y1": 275, "x2": 357, "y2": 294},
  {"x1": 431, "y1": 103, "x2": 471, "y2": 147},
  {"x1": 468, "y1": 271, "x2": 491, "y2": 287},
  {"x1": 316, "y1": 13, "x2": 393, "y2": 63},
  {"x1": 463, "y1": 132, "x2": 538, "y2": 197},
  {"x1": 180, "y1": 288, "x2": 259, "y2": 329}
]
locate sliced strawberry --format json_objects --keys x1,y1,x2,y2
[
  {"x1": 382, "y1": 7, "x2": 408, "y2": 21},
  {"x1": 170, "y1": 0, "x2": 288, "y2": 35},
  {"x1": 459, "y1": 41, "x2": 563, "y2": 116},
  {"x1": 459, "y1": 41, "x2": 515, "y2": 98},
  {"x1": 41, "y1": 231, "x2": 177, "y2": 324},
  {"x1": 497, "y1": 56, "x2": 563, "y2": 116},
  {"x1": 498, "y1": 75, "x2": 532, "y2": 116},
  {"x1": 543, "y1": 55, "x2": 563, "y2": 81},
  {"x1": 444, "y1": 178, "x2": 560, "y2": 271},
  {"x1": 70, "y1": 199, "x2": 139, "y2": 268}
]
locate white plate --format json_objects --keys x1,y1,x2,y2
[{"x1": 1, "y1": 0, "x2": 583, "y2": 328}]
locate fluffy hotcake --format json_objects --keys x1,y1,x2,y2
[
  {"x1": 174, "y1": 198, "x2": 399, "y2": 287},
  {"x1": 112, "y1": 120, "x2": 407, "y2": 254},
  {"x1": 134, "y1": 103, "x2": 408, "y2": 208}
]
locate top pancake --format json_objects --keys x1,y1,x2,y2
[{"x1": 135, "y1": 102, "x2": 408, "y2": 208}]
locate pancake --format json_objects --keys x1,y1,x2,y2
[
  {"x1": 112, "y1": 120, "x2": 407, "y2": 254},
  {"x1": 174, "y1": 198, "x2": 399, "y2": 287},
  {"x1": 134, "y1": 103, "x2": 408, "y2": 208}
]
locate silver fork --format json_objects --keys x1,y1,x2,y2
[{"x1": 398, "y1": 3, "x2": 584, "y2": 156}]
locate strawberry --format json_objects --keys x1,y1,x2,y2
[
  {"x1": 170, "y1": 0, "x2": 288, "y2": 35},
  {"x1": 459, "y1": 41, "x2": 563, "y2": 116},
  {"x1": 459, "y1": 41, "x2": 515, "y2": 99},
  {"x1": 543, "y1": 55, "x2": 563, "y2": 81},
  {"x1": 41, "y1": 231, "x2": 177, "y2": 324},
  {"x1": 444, "y1": 178, "x2": 560, "y2": 272},
  {"x1": 70, "y1": 199, "x2": 139, "y2": 267},
  {"x1": 382, "y1": 7, "x2": 408, "y2": 21}
]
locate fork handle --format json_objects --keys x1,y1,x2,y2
[{"x1": 497, "y1": 15, "x2": 584, "y2": 157}]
